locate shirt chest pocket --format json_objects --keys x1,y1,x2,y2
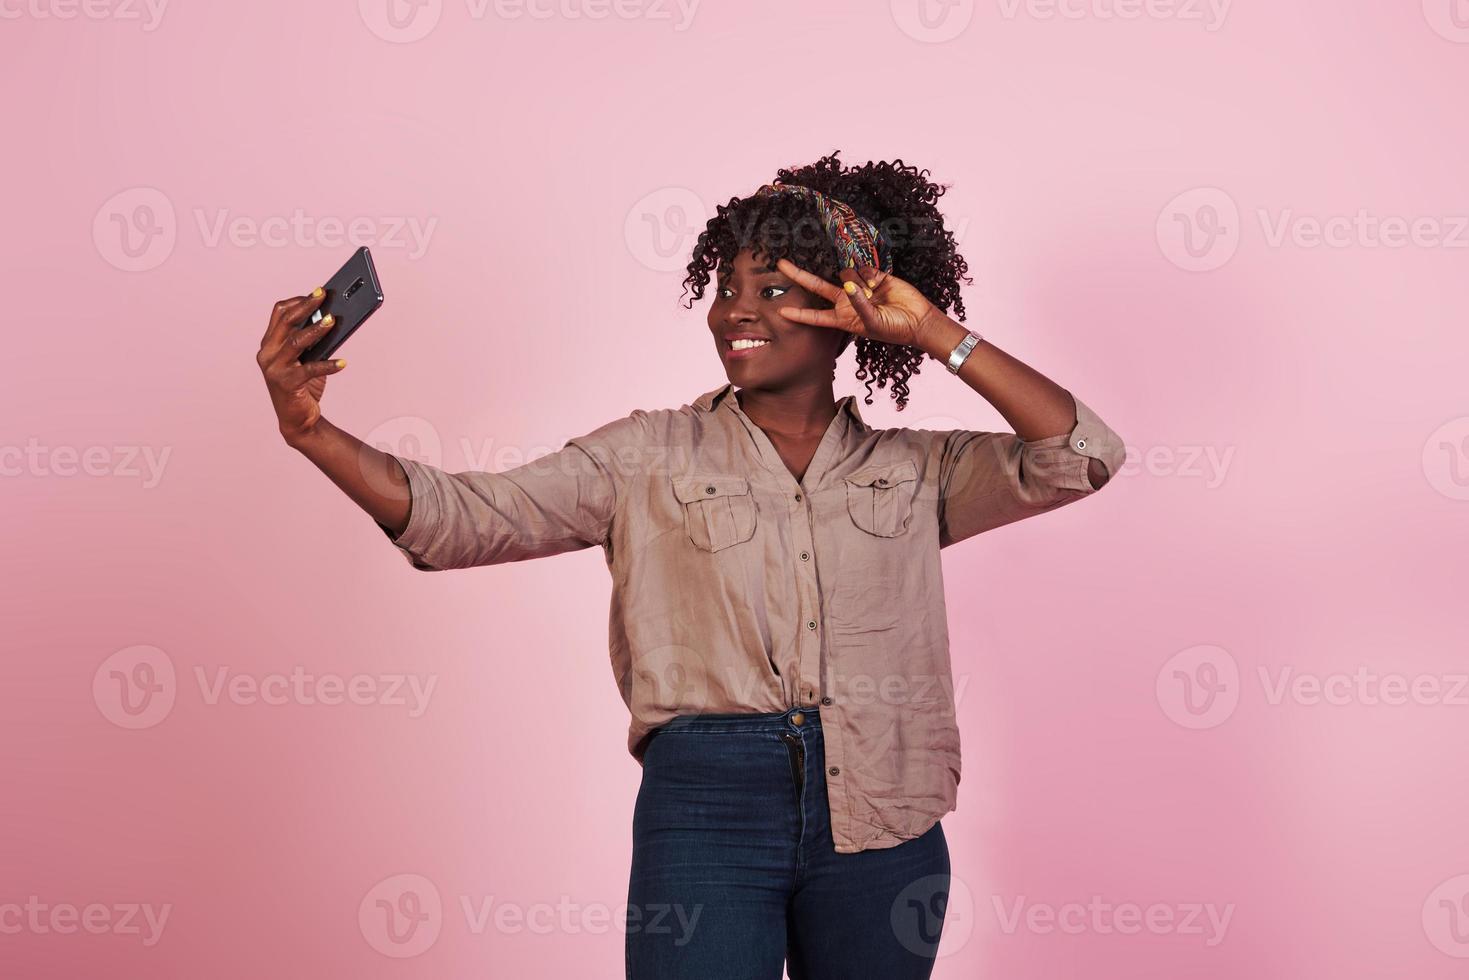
[
  {"x1": 671, "y1": 474, "x2": 759, "y2": 552},
  {"x1": 842, "y1": 459, "x2": 919, "y2": 537}
]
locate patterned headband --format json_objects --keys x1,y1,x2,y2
[{"x1": 751, "y1": 181, "x2": 894, "y2": 274}]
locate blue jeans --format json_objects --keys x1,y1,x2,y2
[{"x1": 626, "y1": 704, "x2": 950, "y2": 979}]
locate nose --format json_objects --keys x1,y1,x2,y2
[{"x1": 724, "y1": 290, "x2": 759, "y2": 328}]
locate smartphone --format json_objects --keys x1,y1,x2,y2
[{"x1": 297, "y1": 246, "x2": 384, "y2": 361}]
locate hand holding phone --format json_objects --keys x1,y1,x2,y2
[{"x1": 295, "y1": 246, "x2": 385, "y2": 361}]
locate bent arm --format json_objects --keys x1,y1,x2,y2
[
  {"x1": 287, "y1": 418, "x2": 414, "y2": 538},
  {"x1": 912, "y1": 312, "x2": 1127, "y2": 547}
]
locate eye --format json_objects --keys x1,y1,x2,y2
[{"x1": 716, "y1": 283, "x2": 790, "y2": 300}]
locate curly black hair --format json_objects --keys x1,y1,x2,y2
[{"x1": 679, "y1": 150, "x2": 971, "y2": 411}]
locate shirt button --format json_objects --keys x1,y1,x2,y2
[
  {"x1": 1075, "y1": 438, "x2": 1087, "y2": 450},
  {"x1": 790, "y1": 711, "x2": 805, "y2": 726},
  {"x1": 704, "y1": 485, "x2": 715, "y2": 494},
  {"x1": 876, "y1": 477, "x2": 888, "y2": 486},
  {"x1": 800, "y1": 551, "x2": 809, "y2": 561},
  {"x1": 828, "y1": 767, "x2": 840, "y2": 777},
  {"x1": 806, "y1": 620, "x2": 817, "y2": 630},
  {"x1": 794, "y1": 493, "x2": 802, "y2": 502},
  {"x1": 821, "y1": 696, "x2": 833, "y2": 706}
]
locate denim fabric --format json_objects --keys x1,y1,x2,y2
[{"x1": 626, "y1": 705, "x2": 951, "y2": 979}]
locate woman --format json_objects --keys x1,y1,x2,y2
[{"x1": 256, "y1": 152, "x2": 1125, "y2": 979}]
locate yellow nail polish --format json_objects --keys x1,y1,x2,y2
[
  {"x1": 866, "y1": 279, "x2": 876, "y2": 288},
  {"x1": 334, "y1": 359, "x2": 346, "y2": 369},
  {"x1": 311, "y1": 286, "x2": 324, "y2": 299},
  {"x1": 321, "y1": 314, "x2": 335, "y2": 327},
  {"x1": 843, "y1": 281, "x2": 857, "y2": 295},
  {"x1": 864, "y1": 288, "x2": 873, "y2": 299}
]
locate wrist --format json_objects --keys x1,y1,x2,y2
[
  {"x1": 282, "y1": 419, "x2": 330, "y2": 454},
  {"x1": 913, "y1": 309, "x2": 967, "y2": 360}
]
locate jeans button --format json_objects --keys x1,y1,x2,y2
[{"x1": 790, "y1": 711, "x2": 805, "y2": 726}]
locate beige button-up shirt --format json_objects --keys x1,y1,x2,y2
[{"x1": 380, "y1": 381, "x2": 1125, "y2": 853}]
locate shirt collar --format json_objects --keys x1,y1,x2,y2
[{"x1": 694, "y1": 382, "x2": 866, "y2": 429}]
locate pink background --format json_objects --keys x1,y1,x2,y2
[{"x1": 5, "y1": 1, "x2": 1469, "y2": 976}]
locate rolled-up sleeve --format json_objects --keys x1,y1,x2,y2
[
  {"x1": 936, "y1": 391, "x2": 1125, "y2": 548},
  {"x1": 377, "y1": 412, "x2": 644, "y2": 571}
]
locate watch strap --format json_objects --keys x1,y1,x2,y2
[{"x1": 945, "y1": 330, "x2": 982, "y2": 374}]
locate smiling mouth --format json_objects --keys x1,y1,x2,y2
[{"x1": 727, "y1": 338, "x2": 772, "y2": 352}]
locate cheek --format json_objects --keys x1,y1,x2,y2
[{"x1": 776, "y1": 326, "x2": 835, "y2": 358}]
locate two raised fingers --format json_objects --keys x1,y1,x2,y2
[{"x1": 774, "y1": 257, "x2": 883, "y2": 334}]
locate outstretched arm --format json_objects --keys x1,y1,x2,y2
[{"x1": 257, "y1": 289, "x2": 412, "y2": 535}]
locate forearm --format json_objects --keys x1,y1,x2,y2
[
  {"x1": 915, "y1": 312, "x2": 1111, "y2": 488},
  {"x1": 285, "y1": 418, "x2": 413, "y2": 537}
]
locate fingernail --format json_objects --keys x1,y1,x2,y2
[
  {"x1": 843, "y1": 281, "x2": 857, "y2": 295},
  {"x1": 334, "y1": 359, "x2": 347, "y2": 369},
  {"x1": 322, "y1": 314, "x2": 335, "y2": 327},
  {"x1": 311, "y1": 287, "x2": 324, "y2": 299},
  {"x1": 864, "y1": 288, "x2": 873, "y2": 299},
  {"x1": 866, "y1": 279, "x2": 876, "y2": 288}
]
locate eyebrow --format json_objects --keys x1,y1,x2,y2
[{"x1": 718, "y1": 267, "x2": 786, "y2": 282}]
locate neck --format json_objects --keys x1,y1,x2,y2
[{"x1": 734, "y1": 380, "x2": 839, "y2": 439}]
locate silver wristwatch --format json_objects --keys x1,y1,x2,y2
[{"x1": 945, "y1": 330, "x2": 983, "y2": 374}]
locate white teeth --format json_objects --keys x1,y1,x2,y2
[{"x1": 731, "y1": 338, "x2": 771, "y2": 351}]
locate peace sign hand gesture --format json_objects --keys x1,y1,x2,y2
[{"x1": 774, "y1": 257, "x2": 943, "y2": 350}]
